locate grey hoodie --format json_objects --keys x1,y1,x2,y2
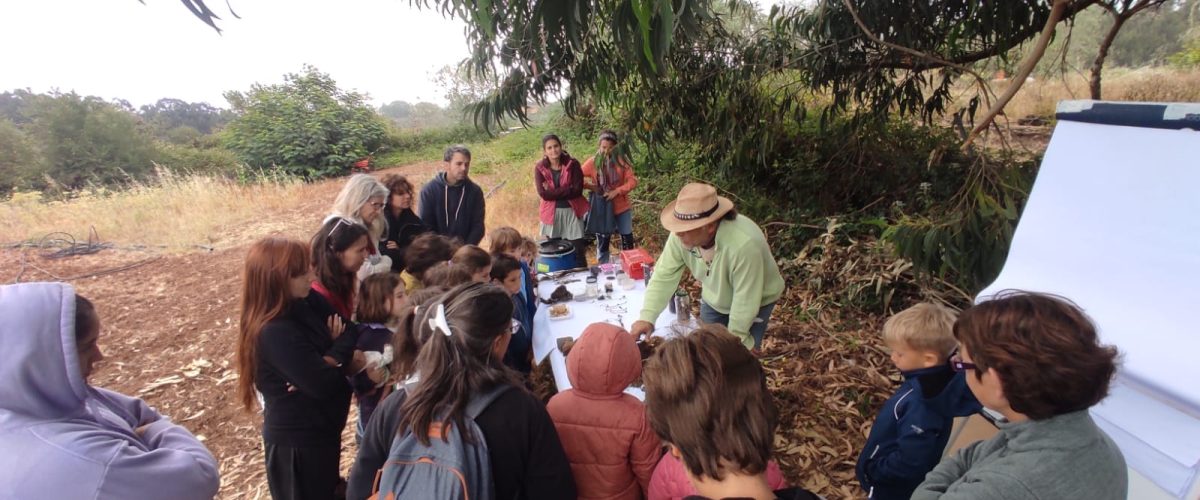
[
  {"x1": 0, "y1": 282, "x2": 220, "y2": 500},
  {"x1": 912, "y1": 409, "x2": 1127, "y2": 500}
]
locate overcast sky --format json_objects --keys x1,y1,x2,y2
[{"x1": 0, "y1": 0, "x2": 472, "y2": 108}]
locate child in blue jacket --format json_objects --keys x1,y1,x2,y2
[{"x1": 856, "y1": 303, "x2": 982, "y2": 500}]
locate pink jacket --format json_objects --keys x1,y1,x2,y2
[
  {"x1": 547, "y1": 323, "x2": 663, "y2": 500},
  {"x1": 535, "y1": 154, "x2": 590, "y2": 226},
  {"x1": 647, "y1": 453, "x2": 789, "y2": 500}
]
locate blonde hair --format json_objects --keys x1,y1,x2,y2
[
  {"x1": 520, "y1": 238, "x2": 537, "y2": 256},
  {"x1": 330, "y1": 174, "x2": 389, "y2": 244},
  {"x1": 488, "y1": 227, "x2": 524, "y2": 255},
  {"x1": 883, "y1": 303, "x2": 958, "y2": 356}
]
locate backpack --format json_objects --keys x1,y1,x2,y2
[{"x1": 369, "y1": 383, "x2": 512, "y2": 500}]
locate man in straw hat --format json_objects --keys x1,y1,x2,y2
[{"x1": 629, "y1": 183, "x2": 785, "y2": 351}]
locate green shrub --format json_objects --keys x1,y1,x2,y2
[
  {"x1": 155, "y1": 143, "x2": 241, "y2": 178},
  {"x1": 883, "y1": 155, "x2": 1038, "y2": 296},
  {"x1": 222, "y1": 66, "x2": 388, "y2": 179}
]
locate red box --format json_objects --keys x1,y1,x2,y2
[{"x1": 620, "y1": 248, "x2": 654, "y2": 280}]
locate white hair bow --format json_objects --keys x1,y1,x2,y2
[{"x1": 429, "y1": 303, "x2": 453, "y2": 337}]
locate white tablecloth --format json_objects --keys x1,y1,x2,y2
[{"x1": 532, "y1": 270, "x2": 694, "y2": 400}]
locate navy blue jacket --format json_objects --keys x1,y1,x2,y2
[
  {"x1": 418, "y1": 172, "x2": 485, "y2": 245},
  {"x1": 856, "y1": 364, "x2": 982, "y2": 500},
  {"x1": 519, "y1": 261, "x2": 537, "y2": 319},
  {"x1": 349, "y1": 322, "x2": 393, "y2": 427},
  {"x1": 504, "y1": 294, "x2": 533, "y2": 375}
]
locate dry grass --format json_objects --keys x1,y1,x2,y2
[
  {"x1": 482, "y1": 161, "x2": 542, "y2": 241},
  {"x1": 998, "y1": 67, "x2": 1200, "y2": 120},
  {"x1": 0, "y1": 169, "x2": 318, "y2": 251}
]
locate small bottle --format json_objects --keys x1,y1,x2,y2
[{"x1": 585, "y1": 276, "x2": 598, "y2": 298}]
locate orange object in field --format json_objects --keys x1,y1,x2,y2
[{"x1": 620, "y1": 248, "x2": 653, "y2": 280}]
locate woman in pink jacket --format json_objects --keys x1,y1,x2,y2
[
  {"x1": 534, "y1": 133, "x2": 590, "y2": 268},
  {"x1": 547, "y1": 322, "x2": 663, "y2": 499}
]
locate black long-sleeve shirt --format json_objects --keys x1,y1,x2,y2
[
  {"x1": 255, "y1": 299, "x2": 360, "y2": 447},
  {"x1": 346, "y1": 383, "x2": 577, "y2": 500},
  {"x1": 381, "y1": 208, "x2": 428, "y2": 272}
]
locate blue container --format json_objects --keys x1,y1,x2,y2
[{"x1": 536, "y1": 240, "x2": 576, "y2": 273}]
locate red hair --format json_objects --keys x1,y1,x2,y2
[{"x1": 237, "y1": 237, "x2": 310, "y2": 412}]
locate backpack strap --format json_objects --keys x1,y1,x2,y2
[{"x1": 465, "y1": 383, "x2": 512, "y2": 419}]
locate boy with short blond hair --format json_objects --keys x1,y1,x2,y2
[{"x1": 856, "y1": 303, "x2": 981, "y2": 500}]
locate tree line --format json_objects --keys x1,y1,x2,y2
[{"x1": 0, "y1": 66, "x2": 472, "y2": 196}]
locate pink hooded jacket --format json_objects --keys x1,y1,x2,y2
[
  {"x1": 647, "y1": 453, "x2": 789, "y2": 500},
  {"x1": 547, "y1": 323, "x2": 663, "y2": 500}
]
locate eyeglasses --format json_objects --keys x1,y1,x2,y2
[
  {"x1": 370, "y1": 201, "x2": 386, "y2": 209},
  {"x1": 950, "y1": 354, "x2": 978, "y2": 372}
]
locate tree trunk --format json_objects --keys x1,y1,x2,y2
[
  {"x1": 1090, "y1": 14, "x2": 1129, "y2": 100},
  {"x1": 963, "y1": 0, "x2": 1071, "y2": 149}
]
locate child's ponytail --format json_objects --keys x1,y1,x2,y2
[{"x1": 398, "y1": 283, "x2": 517, "y2": 445}]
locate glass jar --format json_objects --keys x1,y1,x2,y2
[
  {"x1": 674, "y1": 289, "x2": 691, "y2": 323},
  {"x1": 585, "y1": 276, "x2": 599, "y2": 297}
]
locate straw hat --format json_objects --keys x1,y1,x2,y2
[{"x1": 660, "y1": 183, "x2": 735, "y2": 233}]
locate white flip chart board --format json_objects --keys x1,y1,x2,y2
[{"x1": 978, "y1": 100, "x2": 1200, "y2": 499}]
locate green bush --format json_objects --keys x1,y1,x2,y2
[
  {"x1": 155, "y1": 142, "x2": 241, "y2": 177},
  {"x1": 222, "y1": 66, "x2": 388, "y2": 179},
  {"x1": 0, "y1": 118, "x2": 42, "y2": 194},
  {"x1": 23, "y1": 92, "x2": 159, "y2": 190},
  {"x1": 883, "y1": 156, "x2": 1038, "y2": 296},
  {"x1": 1169, "y1": 35, "x2": 1200, "y2": 68}
]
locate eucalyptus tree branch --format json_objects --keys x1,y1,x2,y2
[
  {"x1": 833, "y1": 0, "x2": 1100, "y2": 72},
  {"x1": 837, "y1": 0, "x2": 996, "y2": 111},
  {"x1": 963, "y1": 0, "x2": 1071, "y2": 149}
]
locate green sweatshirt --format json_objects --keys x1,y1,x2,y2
[
  {"x1": 639, "y1": 214, "x2": 785, "y2": 348},
  {"x1": 911, "y1": 410, "x2": 1127, "y2": 500}
]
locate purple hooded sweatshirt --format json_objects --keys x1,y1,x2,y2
[{"x1": 0, "y1": 282, "x2": 220, "y2": 500}]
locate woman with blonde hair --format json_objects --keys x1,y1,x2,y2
[
  {"x1": 237, "y1": 237, "x2": 365, "y2": 500},
  {"x1": 329, "y1": 174, "x2": 392, "y2": 279}
]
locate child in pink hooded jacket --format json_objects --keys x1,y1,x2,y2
[{"x1": 547, "y1": 322, "x2": 663, "y2": 499}]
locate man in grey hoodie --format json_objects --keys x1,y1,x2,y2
[
  {"x1": 0, "y1": 283, "x2": 220, "y2": 500},
  {"x1": 912, "y1": 291, "x2": 1127, "y2": 500},
  {"x1": 418, "y1": 144, "x2": 486, "y2": 245}
]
